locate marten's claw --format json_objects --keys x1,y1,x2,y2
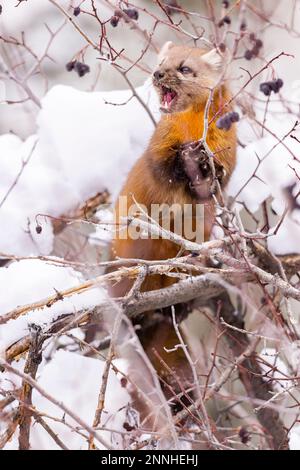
[
  {"x1": 215, "y1": 164, "x2": 227, "y2": 183},
  {"x1": 179, "y1": 141, "x2": 226, "y2": 189},
  {"x1": 209, "y1": 165, "x2": 227, "y2": 194}
]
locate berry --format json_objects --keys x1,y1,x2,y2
[
  {"x1": 230, "y1": 112, "x2": 240, "y2": 123},
  {"x1": 276, "y1": 78, "x2": 284, "y2": 90},
  {"x1": 66, "y1": 60, "x2": 76, "y2": 71},
  {"x1": 269, "y1": 81, "x2": 279, "y2": 93},
  {"x1": 217, "y1": 115, "x2": 231, "y2": 131},
  {"x1": 74, "y1": 61, "x2": 90, "y2": 77},
  {"x1": 110, "y1": 15, "x2": 120, "y2": 27},
  {"x1": 36, "y1": 224, "x2": 42, "y2": 234},
  {"x1": 244, "y1": 49, "x2": 253, "y2": 60},
  {"x1": 123, "y1": 422, "x2": 135, "y2": 432},
  {"x1": 222, "y1": 0, "x2": 230, "y2": 8},
  {"x1": 222, "y1": 117, "x2": 232, "y2": 130},
  {"x1": 217, "y1": 111, "x2": 240, "y2": 131},
  {"x1": 216, "y1": 117, "x2": 224, "y2": 129},
  {"x1": 255, "y1": 38, "x2": 263, "y2": 49},
  {"x1": 249, "y1": 32, "x2": 256, "y2": 41},
  {"x1": 219, "y1": 42, "x2": 226, "y2": 53},
  {"x1": 0, "y1": 5, "x2": 2, "y2": 15},
  {"x1": 120, "y1": 377, "x2": 127, "y2": 388},
  {"x1": 73, "y1": 6, "x2": 80, "y2": 16},
  {"x1": 270, "y1": 79, "x2": 283, "y2": 93},
  {"x1": 240, "y1": 21, "x2": 247, "y2": 31},
  {"x1": 259, "y1": 82, "x2": 272, "y2": 96},
  {"x1": 123, "y1": 8, "x2": 139, "y2": 20}
]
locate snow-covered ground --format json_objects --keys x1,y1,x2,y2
[
  {"x1": 0, "y1": 257, "x2": 135, "y2": 450},
  {"x1": 0, "y1": 259, "x2": 106, "y2": 351},
  {"x1": 3, "y1": 349, "x2": 132, "y2": 450}
]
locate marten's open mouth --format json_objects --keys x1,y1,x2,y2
[{"x1": 160, "y1": 86, "x2": 178, "y2": 112}]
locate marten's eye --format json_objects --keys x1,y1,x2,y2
[{"x1": 178, "y1": 65, "x2": 193, "y2": 75}]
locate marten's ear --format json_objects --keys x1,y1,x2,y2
[
  {"x1": 158, "y1": 41, "x2": 174, "y2": 62},
  {"x1": 201, "y1": 48, "x2": 223, "y2": 70}
]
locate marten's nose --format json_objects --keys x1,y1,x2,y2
[{"x1": 153, "y1": 70, "x2": 165, "y2": 81}]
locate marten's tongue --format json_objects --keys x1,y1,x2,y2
[
  {"x1": 163, "y1": 88, "x2": 177, "y2": 110},
  {"x1": 165, "y1": 92, "x2": 174, "y2": 105}
]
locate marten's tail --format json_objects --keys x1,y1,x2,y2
[
  {"x1": 138, "y1": 303, "x2": 194, "y2": 414},
  {"x1": 107, "y1": 267, "x2": 194, "y2": 415}
]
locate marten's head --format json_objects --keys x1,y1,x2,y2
[{"x1": 153, "y1": 42, "x2": 225, "y2": 114}]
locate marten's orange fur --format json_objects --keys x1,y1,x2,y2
[{"x1": 109, "y1": 43, "x2": 237, "y2": 411}]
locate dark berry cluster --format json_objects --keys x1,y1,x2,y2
[
  {"x1": 260, "y1": 79, "x2": 284, "y2": 96},
  {"x1": 110, "y1": 8, "x2": 139, "y2": 27},
  {"x1": 218, "y1": 15, "x2": 231, "y2": 27},
  {"x1": 110, "y1": 9, "x2": 122, "y2": 27},
  {"x1": 123, "y1": 422, "x2": 135, "y2": 432},
  {"x1": 66, "y1": 60, "x2": 90, "y2": 77},
  {"x1": 216, "y1": 112, "x2": 240, "y2": 131},
  {"x1": 73, "y1": 6, "x2": 80, "y2": 16},
  {"x1": 123, "y1": 8, "x2": 139, "y2": 20},
  {"x1": 244, "y1": 34, "x2": 263, "y2": 60}
]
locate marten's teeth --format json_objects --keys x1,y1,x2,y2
[
  {"x1": 163, "y1": 98, "x2": 170, "y2": 110},
  {"x1": 162, "y1": 96, "x2": 169, "y2": 109}
]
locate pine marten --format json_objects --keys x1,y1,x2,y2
[{"x1": 109, "y1": 42, "x2": 237, "y2": 412}]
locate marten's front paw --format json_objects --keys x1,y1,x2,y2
[{"x1": 179, "y1": 141, "x2": 226, "y2": 193}]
